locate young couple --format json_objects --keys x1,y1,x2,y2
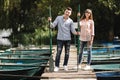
[{"x1": 48, "y1": 7, "x2": 95, "y2": 72}]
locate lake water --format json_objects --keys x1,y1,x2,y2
[{"x1": 0, "y1": 29, "x2": 120, "y2": 80}]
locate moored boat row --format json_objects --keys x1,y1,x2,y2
[{"x1": 0, "y1": 48, "x2": 53, "y2": 80}]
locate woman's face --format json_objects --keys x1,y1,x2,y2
[{"x1": 85, "y1": 11, "x2": 91, "y2": 18}]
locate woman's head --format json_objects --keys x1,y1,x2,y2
[{"x1": 81, "y1": 9, "x2": 93, "y2": 20}]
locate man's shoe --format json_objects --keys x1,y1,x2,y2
[
  {"x1": 54, "y1": 67, "x2": 59, "y2": 72},
  {"x1": 63, "y1": 66, "x2": 68, "y2": 71}
]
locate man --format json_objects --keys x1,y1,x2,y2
[{"x1": 48, "y1": 7, "x2": 79, "y2": 72}]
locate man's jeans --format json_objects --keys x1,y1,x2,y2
[
  {"x1": 55, "y1": 40, "x2": 71, "y2": 67},
  {"x1": 78, "y1": 41, "x2": 92, "y2": 65}
]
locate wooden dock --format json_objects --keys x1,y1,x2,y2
[{"x1": 41, "y1": 45, "x2": 97, "y2": 80}]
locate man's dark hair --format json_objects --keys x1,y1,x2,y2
[{"x1": 66, "y1": 7, "x2": 72, "y2": 12}]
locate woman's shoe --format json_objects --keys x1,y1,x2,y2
[
  {"x1": 63, "y1": 66, "x2": 68, "y2": 71},
  {"x1": 83, "y1": 65, "x2": 91, "y2": 70}
]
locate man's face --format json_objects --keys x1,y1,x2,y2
[{"x1": 64, "y1": 9, "x2": 72, "y2": 17}]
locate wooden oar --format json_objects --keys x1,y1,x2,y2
[
  {"x1": 49, "y1": 6, "x2": 52, "y2": 56},
  {"x1": 77, "y1": 4, "x2": 80, "y2": 71},
  {"x1": 48, "y1": 6, "x2": 54, "y2": 72}
]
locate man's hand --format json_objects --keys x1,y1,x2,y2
[{"x1": 48, "y1": 17, "x2": 52, "y2": 21}]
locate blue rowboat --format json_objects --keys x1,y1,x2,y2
[
  {"x1": 0, "y1": 49, "x2": 53, "y2": 80},
  {"x1": 91, "y1": 64, "x2": 120, "y2": 71},
  {"x1": 96, "y1": 71, "x2": 120, "y2": 80}
]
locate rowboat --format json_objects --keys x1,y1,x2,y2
[
  {"x1": 90, "y1": 48, "x2": 120, "y2": 80},
  {"x1": 91, "y1": 57, "x2": 120, "y2": 65},
  {"x1": 91, "y1": 52, "x2": 120, "y2": 64},
  {"x1": 82, "y1": 50, "x2": 120, "y2": 64},
  {"x1": 0, "y1": 48, "x2": 53, "y2": 80},
  {"x1": 96, "y1": 71, "x2": 120, "y2": 80},
  {"x1": 91, "y1": 63, "x2": 120, "y2": 79},
  {"x1": 91, "y1": 64, "x2": 120, "y2": 71}
]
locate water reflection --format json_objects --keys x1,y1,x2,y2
[
  {"x1": 0, "y1": 29, "x2": 12, "y2": 38},
  {"x1": 0, "y1": 38, "x2": 11, "y2": 45},
  {"x1": 0, "y1": 29, "x2": 12, "y2": 46}
]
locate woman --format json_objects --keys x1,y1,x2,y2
[{"x1": 75, "y1": 9, "x2": 95, "y2": 70}]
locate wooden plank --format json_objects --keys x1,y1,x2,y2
[
  {"x1": 42, "y1": 70, "x2": 97, "y2": 80},
  {"x1": 41, "y1": 46, "x2": 97, "y2": 80}
]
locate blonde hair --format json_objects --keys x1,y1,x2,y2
[{"x1": 81, "y1": 9, "x2": 93, "y2": 20}]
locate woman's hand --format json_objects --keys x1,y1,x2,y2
[{"x1": 77, "y1": 12, "x2": 81, "y2": 17}]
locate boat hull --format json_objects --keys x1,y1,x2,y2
[
  {"x1": 96, "y1": 71, "x2": 120, "y2": 80},
  {"x1": 0, "y1": 49, "x2": 52, "y2": 80}
]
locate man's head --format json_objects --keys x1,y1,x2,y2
[{"x1": 64, "y1": 7, "x2": 72, "y2": 17}]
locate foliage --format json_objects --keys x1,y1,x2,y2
[
  {"x1": 98, "y1": 0, "x2": 120, "y2": 15},
  {"x1": 0, "y1": 0, "x2": 120, "y2": 46}
]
